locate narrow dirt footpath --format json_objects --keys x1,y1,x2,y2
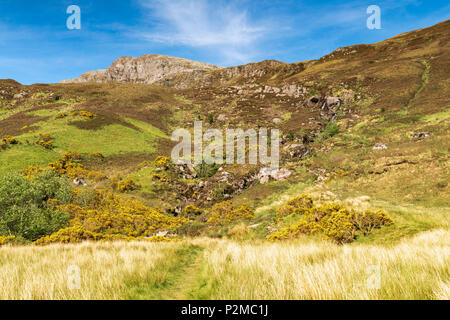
[{"x1": 158, "y1": 249, "x2": 204, "y2": 300}]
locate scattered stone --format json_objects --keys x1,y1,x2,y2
[
  {"x1": 155, "y1": 230, "x2": 168, "y2": 237},
  {"x1": 373, "y1": 143, "x2": 388, "y2": 150},
  {"x1": 258, "y1": 167, "x2": 292, "y2": 184},
  {"x1": 307, "y1": 96, "x2": 321, "y2": 108},
  {"x1": 412, "y1": 132, "x2": 430, "y2": 139},
  {"x1": 174, "y1": 206, "x2": 183, "y2": 216},
  {"x1": 259, "y1": 175, "x2": 270, "y2": 184},
  {"x1": 73, "y1": 177, "x2": 87, "y2": 186},
  {"x1": 326, "y1": 96, "x2": 342, "y2": 107},
  {"x1": 272, "y1": 118, "x2": 283, "y2": 124},
  {"x1": 217, "y1": 114, "x2": 228, "y2": 121}
]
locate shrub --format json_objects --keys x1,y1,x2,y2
[
  {"x1": 72, "y1": 188, "x2": 98, "y2": 207},
  {"x1": 115, "y1": 179, "x2": 140, "y2": 193},
  {"x1": 90, "y1": 152, "x2": 105, "y2": 160},
  {"x1": 210, "y1": 182, "x2": 233, "y2": 202},
  {"x1": 48, "y1": 152, "x2": 106, "y2": 181},
  {"x1": 0, "y1": 140, "x2": 7, "y2": 150},
  {"x1": 55, "y1": 113, "x2": 68, "y2": 119},
  {"x1": 151, "y1": 173, "x2": 168, "y2": 182},
  {"x1": 35, "y1": 133, "x2": 54, "y2": 149},
  {"x1": 20, "y1": 165, "x2": 43, "y2": 180},
  {"x1": 182, "y1": 205, "x2": 202, "y2": 218},
  {"x1": 208, "y1": 201, "x2": 254, "y2": 225},
  {"x1": 0, "y1": 171, "x2": 72, "y2": 242},
  {"x1": 195, "y1": 162, "x2": 219, "y2": 178},
  {"x1": 319, "y1": 122, "x2": 340, "y2": 140},
  {"x1": 351, "y1": 210, "x2": 393, "y2": 235},
  {"x1": 268, "y1": 195, "x2": 393, "y2": 244},
  {"x1": 276, "y1": 194, "x2": 313, "y2": 218},
  {"x1": 1, "y1": 136, "x2": 20, "y2": 150},
  {"x1": 34, "y1": 190, "x2": 188, "y2": 245},
  {"x1": 72, "y1": 110, "x2": 97, "y2": 119},
  {"x1": 2, "y1": 135, "x2": 19, "y2": 145},
  {"x1": 154, "y1": 156, "x2": 169, "y2": 169},
  {"x1": 207, "y1": 114, "x2": 214, "y2": 124},
  {"x1": 0, "y1": 235, "x2": 15, "y2": 246}
]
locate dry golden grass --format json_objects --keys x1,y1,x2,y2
[
  {"x1": 195, "y1": 230, "x2": 449, "y2": 300},
  {"x1": 0, "y1": 241, "x2": 184, "y2": 300},
  {"x1": 1, "y1": 231, "x2": 448, "y2": 300}
]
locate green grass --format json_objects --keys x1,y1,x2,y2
[
  {"x1": 123, "y1": 244, "x2": 202, "y2": 300},
  {"x1": 126, "y1": 166, "x2": 158, "y2": 194},
  {"x1": 8, "y1": 119, "x2": 166, "y2": 161},
  {"x1": 420, "y1": 109, "x2": 450, "y2": 124},
  {"x1": 0, "y1": 144, "x2": 60, "y2": 174},
  {"x1": 0, "y1": 116, "x2": 170, "y2": 175}
]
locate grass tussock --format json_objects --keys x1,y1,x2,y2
[
  {"x1": 0, "y1": 241, "x2": 188, "y2": 300},
  {"x1": 192, "y1": 230, "x2": 449, "y2": 300},
  {"x1": 0, "y1": 230, "x2": 448, "y2": 300}
]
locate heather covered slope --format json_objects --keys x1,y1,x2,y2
[{"x1": 0, "y1": 20, "x2": 449, "y2": 244}]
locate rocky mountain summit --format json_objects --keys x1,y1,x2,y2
[{"x1": 61, "y1": 54, "x2": 222, "y2": 84}]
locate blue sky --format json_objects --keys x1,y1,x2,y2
[{"x1": 0, "y1": 0, "x2": 448, "y2": 84}]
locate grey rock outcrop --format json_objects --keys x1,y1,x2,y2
[
  {"x1": 61, "y1": 54, "x2": 222, "y2": 84},
  {"x1": 258, "y1": 167, "x2": 292, "y2": 184}
]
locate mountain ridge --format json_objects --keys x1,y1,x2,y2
[
  {"x1": 61, "y1": 53, "x2": 222, "y2": 85},
  {"x1": 60, "y1": 19, "x2": 450, "y2": 91}
]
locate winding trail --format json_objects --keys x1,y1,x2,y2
[{"x1": 406, "y1": 59, "x2": 430, "y2": 110}]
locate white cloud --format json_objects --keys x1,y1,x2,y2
[{"x1": 138, "y1": 0, "x2": 268, "y2": 65}]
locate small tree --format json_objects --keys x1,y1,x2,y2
[{"x1": 0, "y1": 171, "x2": 72, "y2": 242}]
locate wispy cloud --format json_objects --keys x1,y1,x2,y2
[{"x1": 137, "y1": 0, "x2": 269, "y2": 65}]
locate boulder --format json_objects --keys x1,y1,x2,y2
[
  {"x1": 272, "y1": 168, "x2": 292, "y2": 181},
  {"x1": 373, "y1": 143, "x2": 388, "y2": 150},
  {"x1": 73, "y1": 177, "x2": 87, "y2": 186},
  {"x1": 272, "y1": 118, "x2": 283, "y2": 124},
  {"x1": 217, "y1": 114, "x2": 228, "y2": 121},
  {"x1": 155, "y1": 230, "x2": 168, "y2": 237},
  {"x1": 326, "y1": 96, "x2": 342, "y2": 107},
  {"x1": 307, "y1": 96, "x2": 321, "y2": 108},
  {"x1": 412, "y1": 132, "x2": 430, "y2": 139},
  {"x1": 258, "y1": 167, "x2": 292, "y2": 184}
]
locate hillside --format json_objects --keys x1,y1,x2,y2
[{"x1": 0, "y1": 19, "x2": 449, "y2": 247}]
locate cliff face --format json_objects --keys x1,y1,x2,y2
[{"x1": 61, "y1": 54, "x2": 222, "y2": 84}]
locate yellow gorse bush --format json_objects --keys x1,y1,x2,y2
[
  {"x1": 48, "y1": 152, "x2": 106, "y2": 181},
  {"x1": 0, "y1": 235, "x2": 15, "y2": 246},
  {"x1": 269, "y1": 197, "x2": 393, "y2": 243},
  {"x1": 89, "y1": 152, "x2": 105, "y2": 160},
  {"x1": 35, "y1": 190, "x2": 188, "y2": 245},
  {"x1": 114, "y1": 179, "x2": 140, "y2": 193},
  {"x1": 276, "y1": 194, "x2": 313, "y2": 218},
  {"x1": 35, "y1": 133, "x2": 54, "y2": 149},
  {"x1": 182, "y1": 205, "x2": 202, "y2": 218},
  {"x1": 20, "y1": 165, "x2": 43, "y2": 180},
  {"x1": 55, "y1": 112, "x2": 68, "y2": 119},
  {"x1": 208, "y1": 201, "x2": 255, "y2": 225},
  {"x1": 154, "y1": 156, "x2": 169, "y2": 169},
  {"x1": 2, "y1": 135, "x2": 19, "y2": 145},
  {"x1": 71, "y1": 110, "x2": 97, "y2": 119}
]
